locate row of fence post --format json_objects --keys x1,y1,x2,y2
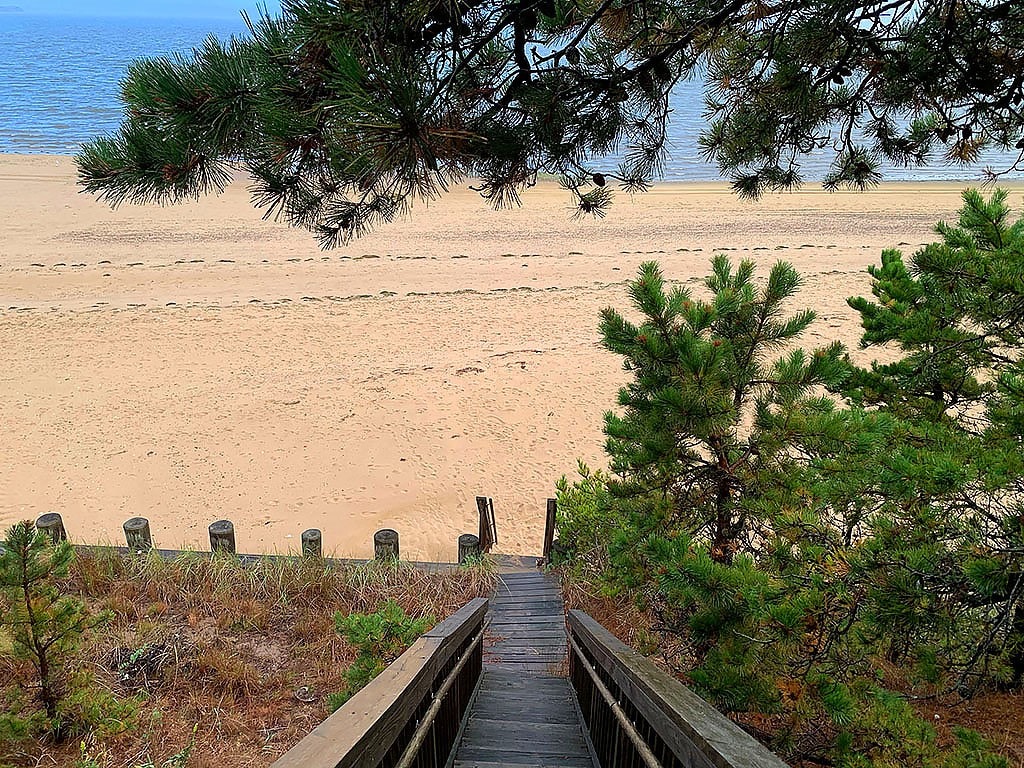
[
  {"x1": 20, "y1": 497, "x2": 556, "y2": 563},
  {"x1": 25, "y1": 511, "x2": 491, "y2": 565}
]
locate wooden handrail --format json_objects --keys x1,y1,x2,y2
[
  {"x1": 567, "y1": 610, "x2": 789, "y2": 768},
  {"x1": 272, "y1": 597, "x2": 488, "y2": 768}
]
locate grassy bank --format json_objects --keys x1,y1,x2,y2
[{"x1": 0, "y1": 548, "x2": 495, "y2": 768}]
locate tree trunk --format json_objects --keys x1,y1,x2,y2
[
  {"x1": 1009, "y1": 601, "x2": 1024, "y2": 687},
  {"x1": 711, "y1": 472, "x2": 735, "y2": 564},
  {"x1": 709, "y1": 438, "x2": 736, "y2": 564},
  {"x1": 21, "y1": 560, "x2": 58, "y2": 724}
]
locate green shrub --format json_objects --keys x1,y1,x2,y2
[
  {"x1": 835, "y1": 691, "x2": 1007, "y2": 768},
  {"x1": 558, "y1": 191, "x2": 1024, "y2": 767},
  {"x1": 328, "y1": 601, "x2": 433, "y2": 710},
  {"x1": 554, "y1": 461, "x2": 622, "y2": 569}
]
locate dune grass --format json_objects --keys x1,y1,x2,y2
[{"x1": 1, "y1": 548, "x2": 496, "y2": 768}]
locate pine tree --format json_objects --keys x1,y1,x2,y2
[
  {"x1": 74, "y1": 0, "x2": 1024, "y2": 246},
  {"x1": 555, "y1": 221, "x2": 1024, "y2": 762},
  {"x1": 0, "y1": 521, "x2": 105, "y2": 738},
  {"x1": 599, "y1": 258, "x2": 846, "y2": 564},
  {"x1": 838, "y1": 189, "x2": 1024, "y2": 689}
]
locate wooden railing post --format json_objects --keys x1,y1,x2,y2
[
  {"x1": 374, "y1": 528, "x2": 399, "y2": 561},
  {"x1": 543, "y1": 498, "x2": 557, "y2": 562},
  {"x1": 35, "y1": 512, "x2": 67, "y2": 543},
  {"x1": 208, "y1": 520, "x2": 236, "y2": 554},
  {"x1": 476, "y1": 496, "x2": 497, "y2": 553},
  {"x1": 123, "y1": 517, "x2": 152, "y2": 552}
]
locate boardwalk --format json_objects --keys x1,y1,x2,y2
[
  {"x1": 268, "y1": 547, "x2": 791, "y2": 768},
  {"x1": 453, "y1": 568, "x2": 595, "y2": 768}
]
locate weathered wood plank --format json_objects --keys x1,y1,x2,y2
[
  {"x1": 487, "y1": 642, "x2": 567, "y2": 652},
  {"x1": 483, "y1": 659, "x2": 566, "y2": 668},
  {"x1": 461, "y1": 730, "x2": 587, "y2": 749},
  {"x1": 493, "y1": 598, "x2": 560, "y2": 606},
  {"x1": 477, "y1": 678, "x2": 570, "y2": 690},
  {"x1": 489, "y1": 640, "x2": 567, "y2": 649},
  {"x1": 480, "y1": 672, "x2": 566, "y2": 684},
  {"x1": 489, "y1": 598, "x2": 561, "y2": 606},
  {"x1": 494, "y1": 582, "x2": 555, "y2": 591},
  {"x1": 485, "y1": 629, "x2": 567, "y2": 638},
  {"x1": 486, "y1": 651, "x2": 567, "y2": 661},
  {"x1": 486, "y1": 638, "x2": 566, "y2": 647},
  {"x1": 464, "y1": 719, "x2": 585, "y2": 738},
  {"x1": 454, "y1": 762, "x2": 593, "y2": 768},
  {"x1": 486, "y1": 663, "x2": 568, "y2": 674},
  {"x1": 452, "y1": 573, "x2": 593, "y2": 768},
  {"x1": 487, "y1": 616, "x2": 565, "y2": 625},
  {"x1": 470, "y1": 704, "x2": 578, "y2": 723},
  {"x1": 495, "y1": 576, "x2": 557, "y2": 582},
  {"x1": 458, "y1": 745, "x2": 588, "y2": 761}
]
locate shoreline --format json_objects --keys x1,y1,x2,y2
[
  {"x1": 7, "y1": 152, "x2": 1022, "y2": 194},
  {"x1": 2, "y1": 153, "x2": 1022, "y2": 557}
]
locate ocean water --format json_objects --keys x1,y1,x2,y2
[
  {"x1": 0, "y1": 12, "x2": 1019, "y2": 182},
  {"x1": 0, "y1": 13, "x2": 248, "y2": 154}
]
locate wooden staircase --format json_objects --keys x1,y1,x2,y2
[{"x1": 453, "y1": 569, "x2": 594, "y2": 768}]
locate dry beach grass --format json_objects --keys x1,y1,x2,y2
[{"x1": 0, "y1": 548, "x2": 496, "y2": 768}]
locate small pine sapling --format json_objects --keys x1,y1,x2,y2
[
  {"x1": 599, "y1": 258, "x2": 847, "y2": 563},
  {"x1": 0, "y1": 521, "x2": 109, "y2": 739},
  {"x1": 328, "y1": 601, "x2": 432, "y2": 711}
]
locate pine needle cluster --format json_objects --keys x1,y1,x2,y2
[{"x1": 76, "y1": 1, "x2": 1024, "y2": 245}]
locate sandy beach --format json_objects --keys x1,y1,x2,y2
[{"x1": 1, "y1": 153, "x2": 1019, "y2": 559}]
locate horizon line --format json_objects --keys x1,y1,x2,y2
[{"x1": 5, "y1": 8, "x2": 277, "y2": 22}]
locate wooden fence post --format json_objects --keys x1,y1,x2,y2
[
  {"x1": 209, "y1": 520, "x2": 236, "y2": 554},
  {"x1": 123, "y1": 517, "x2": 153, "y2": 552},
  {"x1": 543, "y1": 498, "x2": 557, "y2": 562},
  {"x1": 301, "y1": 528, "x2": 322, "y2": 558},
  {"x1": 374, "y1": 529, "x2": 399, "y2": 561},
  {"x1": 35, "y1": 512, "x2": 67, "y2": 543},
  {"x1": 458, "y1": 534, "x2": 481, "y2": 565}
]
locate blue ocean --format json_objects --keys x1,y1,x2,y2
[{"x1": 0, "y1": 11, "x2": 1019, "y2": 182}]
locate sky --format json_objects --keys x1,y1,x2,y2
[{"x1": 15, "y1": 0, "x2": 281, "y2": 20}]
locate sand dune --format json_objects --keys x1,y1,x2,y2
[{"x1": 1, "y1": 154, "x2": 1019, "y2": 558}]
